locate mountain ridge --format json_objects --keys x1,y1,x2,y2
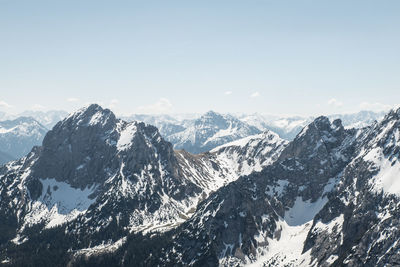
[{"x1": 0, "y1": 105, "x2": 399, "y2": 266}]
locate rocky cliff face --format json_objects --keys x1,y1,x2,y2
[{"x1": 303, "y1": 108, "x2": 400, "y2": 266}]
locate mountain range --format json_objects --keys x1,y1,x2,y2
[
  {"x1": 125, "y1": 110, "x2": 385, "y2": 153},
  {"x1": 0, "y1": 111, "x2": 68, "y2": 165},
  {"x1": 0, "y1": 110, "x2": 68, "y2": 129},
  {"x1": 0, "y1": 104, "x2": 399, "y2": 266},
  {"x1": 0, "y1": 117, "x2": 48, "y2": 165},
  {"x1": 0, "y1": 109, "x2": 383, "y2": 167}
]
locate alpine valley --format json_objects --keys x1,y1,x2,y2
[{"x1": 1, "y1": 104, "x2": 400, "y2": 267}]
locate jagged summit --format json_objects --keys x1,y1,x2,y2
[
  {"x1": 59, "y1": 103, "x2": 116, "y2": 128},
  {"x1": 279, "y1": 116, "x2": 350, "y2": 165},
  {"x1": 31, "y1": 104, "x2": 179, "y2": 190},
  {"x1": 204, "y1": 110, "x2": 220, "y2": 117},
  {"x1": 297, "y1": 116, "x2": 344, "y2": 137},
  {"x1": 383, "y1": 105, "x2": 400, "y2": 121}
]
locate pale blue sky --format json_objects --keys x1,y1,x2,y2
[{"x1": 1, "y1": 0, "x2": 400, "y2": 116}]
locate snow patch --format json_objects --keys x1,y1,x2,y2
[
  {"x1": 23, "y1": 178, "x2": 97, "y2": 229},
  {"x1": 364, "y1": 147, "x2": 400, "y2": 196},
  {"x1": 247, "y1": 220, "x2": 314, "y2": 267},
  {"x1": 284, "y1": 196, "x2": 328, "y2": 226},
  {"x1": 117, "y1": 123, "x2": 137, "y2": 151}
]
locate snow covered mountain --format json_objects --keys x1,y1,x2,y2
[
  {"x1": 125, "y1": 111, "x2": 262, "y2": 154},
  {"x1": 0, "y1": 104, "x2": 285, "y2": 265},
  {"x1": 160, "y1": 116, "x2": 358, "y2": 266},
  {"x1": 0, "y1": 110, "x2": 68, "y2": 129},
  {"x1": 123, "y1": 114, "x2": 188, "y2": 138},
  {"x1": 0, "y1": 117, "x2": 48, "y2": 162},
  {"x1": 239, "y1": 110, "x2": 384, "y2": 140},
  {"x1": 148, "y1": 109, "x2": 399, "y2": 266},
  {"x1": 246, "y1": 115, "x2": 310, "y2": 140},
  {"x1": 125, "y1": 111, "x2": 383, "y2": 153},
  {"x1": 210, "y1": 130, "x2": 288, "y2": 177},
  {"x1": 164, "y1": 111, "x2": 262, "y2": 154},
  {"x1": 238, "y1": 111, "x2": 385, "y2": 140},
  {"x1": 72, "y1": 108, "x2": 399, "y2": 267},
  {"x1": 170, "y1": 111, "x2": 261, "y2": 153},
  {"x1": 1, "y1": 104, "x2": 399, "y2": 266},
  {"x1": 18, "y1": 110, "x2": 68, "y2": 129},
  {"x1": 328, "y1": 110, "x2": 385, "y2": 129}
]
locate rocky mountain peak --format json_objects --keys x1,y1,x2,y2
[
  {"x1": 311, "y1": 116, "x2": 344, "y2": 135},
  {"x1": 204, "y1": 110, "x2": 220, "y2": 117},
  {"x1": 279, "y1": 116, "x2": 347, "y2": 161},
  {"x1": 197, "y1": 110, "x2": 228, "y2": 126},
  {"x1": 380, "y1": 106, "x2": 400, "y2": 125},
  {"x1": 61, "y1": 103, "x2": 116, "y2": 128},
  {"x1": 29, "y1": 110, "x2": 119, "y2": 189}
]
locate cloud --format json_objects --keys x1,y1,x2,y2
[
  {"x1": 108, "y1": 99, "x2": 119, "y2": 109},
  {"x1": 250, "y1": 92, "x2": 260, "y2": 98},
  {"x1": 359, "y1": 102, "x2": 392, "y2": 112},
  {"x1": 32, "y1": 104, "x2": 46, "y2": 110},
  {"x1": 327, "y1": 98, "x2": 343, "y2": 107},
  {"x1": 224, "y1": 91, "x2": 232, "y2": 95},
  {"x1": 0, "y1": 100, "x2": 12, "y2": 109},
  {"x1": 67, "y1": 97, "x2": 80, "y2": 102},
  {"x1": 137, "y1": 98, "x2": 173, "y2": 114}
]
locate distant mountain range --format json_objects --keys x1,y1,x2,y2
[
  {"x1": 125, "y1": 110, "x2": 385, "y2": 152},
  {"x1": 0, "y1": 110, "x2": 68, "y2": 165},
  {"x1": 0, "y1": 117, "x2": 48, "y2": 164},
  {"x1": 0, "y1": 109, "x2": 384, "y2": 167},
  {"x1": 0, "y1": 104, "x2": 399, "y2": 266},
  {"x1": 0, "y1": 110, "x2": 67, "y2": 129}
]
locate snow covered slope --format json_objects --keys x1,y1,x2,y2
[
  {"x1": 174, "y1": 130, "x2": 287, "y2": 193},
  {"x1": 211, "y1": 130, "x2": 288, "y2": 176}
]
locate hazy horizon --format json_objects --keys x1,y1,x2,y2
[{"x1": 0, "y1": 102, "x2": 394, "y2": 120}]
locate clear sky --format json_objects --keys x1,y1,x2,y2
[{"x1": 1, "y1": 0, "x2": 400, "y2": 116}]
